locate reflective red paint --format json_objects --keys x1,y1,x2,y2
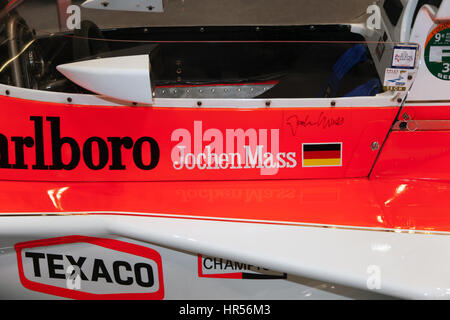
[
  {"x1": 0, "y1": 178, "x2": 449, "y2": 232},
  {"x1": 373, "y1": 105, "x2": 450, "y2": 180}
]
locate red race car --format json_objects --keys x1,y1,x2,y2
[{"x1": 0, "y1": 0, "x2": 449, "y2": 300}]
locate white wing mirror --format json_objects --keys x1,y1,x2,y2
[{"x1": 57, "y1": 55, "x2": 154, "y2": 104}]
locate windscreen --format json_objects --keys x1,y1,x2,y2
[{"x1": 0, "y1": 0, "x2": 384, "y2": 99}]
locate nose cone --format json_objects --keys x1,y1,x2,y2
[{"x1": 57, "y1": 55, "x2": 153, "y2": 104}]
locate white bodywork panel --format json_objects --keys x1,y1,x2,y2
[
  {"x1": 0, "y1": 83, "x2": 399, "y2": 108},
  {"x1": 1, "y1": 214, "x2": 450, "y2": 299},
  {"x1": 436, "y1": 0, "x2": 450, "y2": 21},
  {"x1": 0, "y1": 228, "x2": 384, "y2": 300},
  {"x1": 407, "y1": 5, "x2": 450, "y2": 100},
  {"x1": 381, "y1": 0, "x2": 418, "y2": 43}
]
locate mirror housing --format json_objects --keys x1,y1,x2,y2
[{"x1": 57, "y1": 55, "x2": 153, "y2": 104}]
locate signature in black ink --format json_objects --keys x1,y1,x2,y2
[{"x1": 286, "y1": 112, "x2": 345, "y2": 136}]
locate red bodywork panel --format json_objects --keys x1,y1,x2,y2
[
  {"x1": 371, "y1": 131, "x2": 450, "y2": 180},
  {"x1": 1, "y1": 97, "x2": 450, "y2": 233},
  {"x1": 372, "y1": 105, "x2": 450, "y2": 180},
  {"x1": 0, "y1": 96, "x2": 397, "y2": 181}
]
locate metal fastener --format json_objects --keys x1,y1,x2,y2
[
  {"x1": 371, "y1": 141, "x2": 380, "y2": 150},
  {"x1": 399, "y1": 122, "x2": 407, "y2": 130}
]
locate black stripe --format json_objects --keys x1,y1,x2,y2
[
  {"x1": 303, "y1": 144, "x2": 341, "y2": 152},
  {"x1": 242, "y1": 272, "x2": 287, "y2": 280}
]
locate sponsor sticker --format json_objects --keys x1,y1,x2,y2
[
  {"x1": 198, "y1": 255, "x2": 287, "y2": 280},
  {"x1": 383, "y1": 68, "x2": 408, "y2": 91},
  {"x1": 425, "y1": 22, "x2": 450, "y2": 81},
  {"x1": 15, "y1": 236, "x2": 164, "y2": 300},
  {"x1": 0, "y1": 116, "x2": 160, "y2": 172},
  {"x1": 302, "y1": 143, "x2": 342, "y2": 167},
  {"x1": 171, "y1": 121, "x2": 298, "y2": 175},
  {"x1": 391, "y1": 46, "x2": 417, "y2": 69}
]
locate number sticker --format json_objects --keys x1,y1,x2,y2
[
  {"x1": 425, "y1": 22, "x2": 450, "y2": 81},
  {"x1": 443, "y1": 63, "x2": 450, "y2": 73}
]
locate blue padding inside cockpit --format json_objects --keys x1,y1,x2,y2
[
  {"x1": 345, "y1": 78, "x2": 381, "y2": 97},
  {"x1": 321, "y1": 44, "x2": 369, "y2": 98}
]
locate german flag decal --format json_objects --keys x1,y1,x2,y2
[{"x1": 302, "y1": 143, "x2": 342, "y2": 167}]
